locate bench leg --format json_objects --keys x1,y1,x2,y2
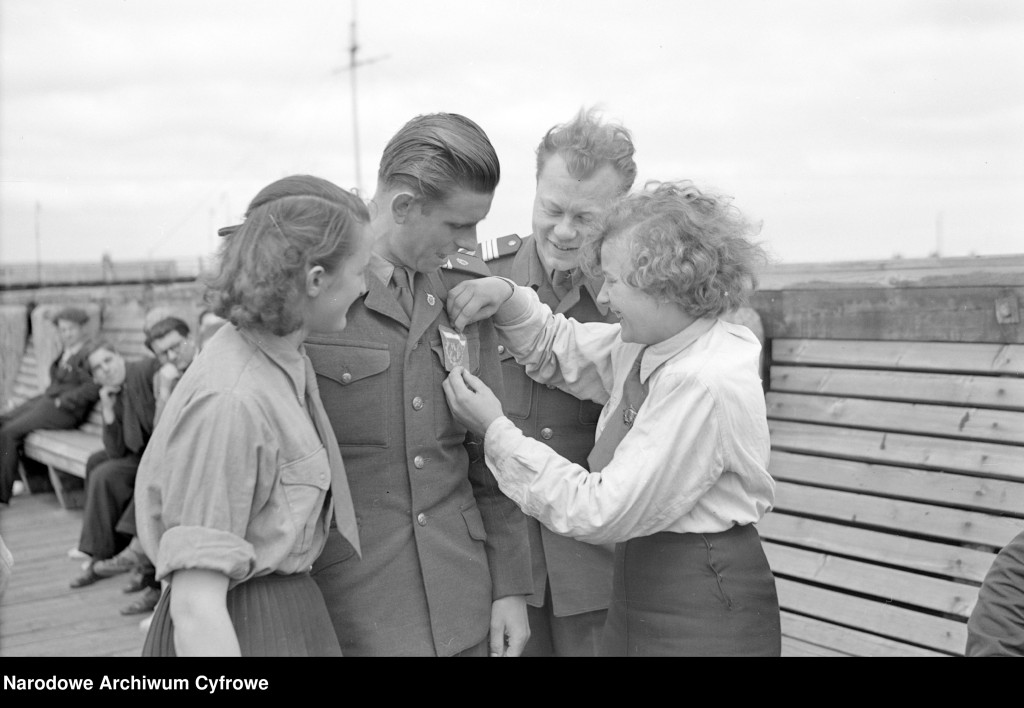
[
  {"x1": 17, "y1": 461, "x2": 34, "y2": 495},
  {"x1": 47, "y1": 465, "x2": 85, "y2": 510}
]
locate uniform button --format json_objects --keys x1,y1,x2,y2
[
  {"x1": 341, "y1": 372, "x2": 353, "y2": 384},
  {"x1": 413, "y1": 455, "x2": 425, "y2": 469},
  {"x1": 497, "y1": 345, "x2": 505, "y2": 354},
  {"x1": 417, "y1": 513, "x2": 427, "y2": 526},
  {"x1": 412, "y1": 396, "x2": 424, "y2": 411},
  {"x1": 540, "y1": 428, "x2": 554, "y2": 440}
]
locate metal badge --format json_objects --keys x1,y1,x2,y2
[
  {"x1": 623, "y1": 406, "x2": 638, "y2": 427},
  {"x1": 438, "y1": 325, "x2": 467, "y2": 372},
  {"x1": 426, "y1": 293, "x2": 436, "y2": 306}
]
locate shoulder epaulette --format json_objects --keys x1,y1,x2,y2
[
  {"x1": 441, "y1": 250, "x2": 491, "y2": 277},
  {"x1": 477, "y1": 234, "x2": 522, "y2": 262}
]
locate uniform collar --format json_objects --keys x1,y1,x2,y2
[
  {"x1": 517, "y1": 235, "x2": 610, "y2": 316},
  {"x1": 638, "y1": 317, "x2": 717, "y2": 384}
]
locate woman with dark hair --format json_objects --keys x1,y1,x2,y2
[
  {"x1": 443, "y1": 180, "x2": 782, "y2": 656},
  {"x1": 135, "y1": 175, "x2": 371, "y2": 656}
]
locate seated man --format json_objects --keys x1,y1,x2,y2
[
  {"x1": 69, "y1": 340, "x2": 160, "y2": 588},
  {"x1": 70, "y1": 317, "x2": 197, "y2": 620},
  {"x1": 115, "y1": 316, "x2": 197, "y2": 616},
  {"x1": 1, "y1": 306, "x2": 100, "y2": 504},
  {"x1": 966, "y1": 529, "x2": 1024, "y2": 657}
]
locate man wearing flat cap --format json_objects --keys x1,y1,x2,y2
[{"x1": 1, "y1": 306, "x2": 101, "y2": 504}]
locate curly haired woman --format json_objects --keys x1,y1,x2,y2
[{"x1": 442, "y1": 180, "x2": 781, "y2": 656}]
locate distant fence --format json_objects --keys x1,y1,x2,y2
[{"x1": 0, "y1": 257, "x2": 217, "y2": 290}]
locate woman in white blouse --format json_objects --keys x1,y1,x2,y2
[{"x1": 443, "y1": 180, "x2": 781, "y2": 656}]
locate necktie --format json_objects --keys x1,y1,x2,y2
[
  {"x1": 586, "y1": 348, "x2": 649, "y2": 474},
  {"x1": 303, "y1": 354, "x2": 361, "y2": 557},
  {"x1": 551, "y1": 269, "x2": 576, "y2": 300},
  {"x1": 390, "y1": 266, "x2": 415, "y2": 318}
]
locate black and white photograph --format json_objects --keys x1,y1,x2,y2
[{"x1": 0, "y1": 0, "x2": 1022, "y2": 669}]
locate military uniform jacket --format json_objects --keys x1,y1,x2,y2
[
  {"x1": 487, "y1": 234, "x2": 618, "y2": 617},
  {"x1": 102, "y1": 357, "x2": 160, "y2": 460},
  {"x1": 306, "y1": 257, "x2": 532, "y2": 656},
  {"x1": 45, "y1": 346, "x2": 101, "y2": 422}
]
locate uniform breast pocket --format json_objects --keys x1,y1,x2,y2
[
  {"x1": 429, "y1": 327, "x2": 482, "y2": 375},
  {"x1": 306, "y1": 341, "x2": 390, "y2": 447},
  {"x1": 279, "y1": 447, "x2": 331, "y2": 556},
  {"x1": 430, "y1": 327, "x2": 482, "y2": 441},
  {"x1": 499, "y1": 350, "x2": 533, "y2": 420}
]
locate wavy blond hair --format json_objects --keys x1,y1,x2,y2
[{"x1": 581, "y1": 180, "x2": 766, "y2": 318}]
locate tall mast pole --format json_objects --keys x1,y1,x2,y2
[{"x1": 349, "y1": 1, "x2": 362, "y2": 194}]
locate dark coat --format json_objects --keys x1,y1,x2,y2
[
  {"x1": 486, "y1": 233, "x2": 619, "y2": 617},
  {"x1": 45, "y1": 345, "x2": 101, "y2": 422}
]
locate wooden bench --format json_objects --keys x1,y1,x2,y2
[{"x1": 751, "y1": 255, "x2": 1024, "y2": 657}]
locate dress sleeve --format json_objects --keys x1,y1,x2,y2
[
  {"x1": 484, "y1": 369, "x2": 723, "y2": 545},
  {"x1": 493, "y1": 285, "x2": 619, "y2": 405},
  {"x1": 147, "y1": 390, "x2": 275, "y2": 583}
]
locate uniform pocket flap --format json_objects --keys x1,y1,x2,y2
[
  {"x1": 306, "y1": 343, "x2": 390, "y2": 387},
  {"x1": 280, "y1": 446, "x2": 331, "y2": 491},
  {"x1": 461, "y1": 505, "x2": 488, "y2": 542}
]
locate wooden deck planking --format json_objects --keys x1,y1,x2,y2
[{"x1": 0, "y1": 492, "x2": 148, "y2": 657}]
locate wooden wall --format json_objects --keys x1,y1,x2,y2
[{"x1": 750, "y1": 253, "x2": 1024, "y2": 344}]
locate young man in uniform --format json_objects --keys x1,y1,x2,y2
[
  {"x1": 307, "y1": 113, "x2": 532, "y2": 656},
  {"x1": 478, "y1": 107, "x2": 637, "y2": 656}
]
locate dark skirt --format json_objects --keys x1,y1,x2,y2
[
  {"x1": 601, "y1": 523, "x2": 781, "y2": 657},
  {"x1": 142, "y1": 572, "x2": 343, "y2": 657}
]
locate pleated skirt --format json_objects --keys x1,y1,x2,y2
[
  {"x1": 601, "y1": 523, "x2": 781, "y2": 657},
  {"x1": 142, "y1": 572, "x2": 343, "y2": 657}
]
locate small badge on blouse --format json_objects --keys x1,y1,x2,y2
[
  {"x1": 439, "y1": 325, "x2": 467, "y2": 372},
  {"x1": 426, "y1": 293, "x2": 436, "y2": 307},
  {"x1": 623, "y1": 406, "x2": 638, "y2": 427}
]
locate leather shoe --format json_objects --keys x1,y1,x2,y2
[
  {"x1": 121, "y1": 586, "x2": 161, "y2": 615},
  {"x1": 70, "y1": 563, "x2": 103, "y2": 589},
  {"x1": 122, "y1": 571, "x2": 148, "y2": 594}
]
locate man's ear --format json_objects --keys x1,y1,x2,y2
[
  {"x1": 306, "y1": 265, "x2": 327, "y2": 297},
  {"x1": 390, "y1": 192, "x2": 416, "y2": 224}
]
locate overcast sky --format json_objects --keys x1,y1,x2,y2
[{"x1": 1, "y1": 0, "x2": 1022, "y2": 267}]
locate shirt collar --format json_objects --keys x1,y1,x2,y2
[
  {"x1": 639, "y1": 316, "x2": 717, "y2": 383},
  {"x1": 236, "y1": 326, "x2": 309, "y2": 405},
  {"x1": 62, "y1": 340, "x2": 84, "y2": 361},
  {"x1": 519, "y1": 235, "x2": 610, "y2": 316},
  {"x1": 369, "y1": 251, "x2": 398, "y2": 284}
]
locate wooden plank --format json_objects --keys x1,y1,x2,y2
[
  {"x1": 770, "y1": 365, "x2": 1024, "y2": 411},
  {"x1": 774, "y1": 578, "x2": 966, "y2": 655},
  {"x1": 779, "y1": 612, "x2": 947, "y2": 657},
  {"x1": 756, "y1": 253, "x2": 1024, "y2": 291},
  {"x1": 772, "y1": 481, "x2": 1024, "y2": 549},
  {"x1": 769, "y1": 451, "x2": 1024, "y2": 517},
  {"x1": 766, "y1": 392, "x2": 1024, "y2": 445},
  {"x1": 769, "y1": 419, "x2": 1024, "y2": 481},
  {"x1": 753, "y1": 287, "x2": 1024, "y2": 343},
  {"x1": 771, "y1": 339, "x2": 1024, "y2": 375},
  {"x1": 0, "y1": 492, "x2": 147, "y2": 657},
  {"x1": 757, "y1": 514, "x2": 997, "y2": 582},
  {"x1": 764, "y1": 542, "x2": 978, "y2": 618}
]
